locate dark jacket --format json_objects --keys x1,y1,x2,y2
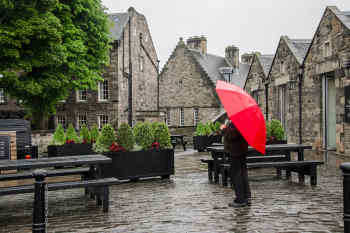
[{"x1": 223, "y1": 122, "x2": 248, "y2": 157}]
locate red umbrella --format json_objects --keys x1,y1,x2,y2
[{"x1": 216, "y1": 80, "x2": 266, "y2": 154}]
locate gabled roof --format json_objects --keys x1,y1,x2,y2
[
  {"x1": 188, "y1": 49, "x2": 250, "y2": 88},
  {"x1": 109, "y1": 13, "x2": 129, "y2": 41},
  {"x1": 328, "y1": 6, "x2": 350, "y2": 30},
  {"x1": 283, "y1": 37, "x2": 311, "y2": 64},
  {"x1": 257, "y1": 54, "x2": 274, "y2": 77}
]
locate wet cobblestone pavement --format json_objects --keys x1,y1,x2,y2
[{"x1": 0, "y1": 149, "x2": 348, "y2": 233}]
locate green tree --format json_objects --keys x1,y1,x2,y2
[
  {"x1": 90, "y1": 124, "x2": 99, "y2": 143},
  {"x1": 151, "y1": 121, "x2": 171, "y2": 149},
  {"x1": 133, "y1": 122, "x2": 154, "y2": 150},
  {"x1": 79, "y1": 124, "x2": 91, "y2": 143},
  {"x1": 115, "y1": 123, "x2": 134, "y2": 152},
  {"x1": 93, "y1": 124, "x2": 115, "y2": 152},
  {"x1": 51, "y1": 123, "x2": 65, "y2": 145},
  {"x1": 0, "y1": 0, "x2": 111, "y2": 128},
  {"x1": 65, "y1": 123, "x2": 79, "y2": 143}
]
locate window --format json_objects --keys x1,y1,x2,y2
[
  {"x1": 57, "y1": 115, "x2": 66, "y2": 128},
  {"x1": 179, "y1": 108, "x2": 184, "y2": 126},
  {"x1": 280, "y1": 61, "x2": 286, "y2": 73},
  {"x1": 98, "y1": 114, "x2": 108, "y2": 129},
  {"x1": 252, "y1": 91, "x2": 259, "y2": 105},
  {"x1": 98, "y1": 80, "x2": 109, "y2": 101},
  {"x1": 77, "y1": 89, "x2": 87, "y2": 102},
  {"x1": 193, "y1": 108, "x2": 199, "y2": 126},
  {"x1": 324, "y1": 41, "x2": 331, "y2": 57},
  {"x1": 0, "y1": 89, "x2": 5, "y2": 104},
  {"x1": 77, "y1": 114, "x2": 87, "y2": 129},
  {"x1": 166, "y1": 109, "x2": 171, "y2": 126},
  {"x1": 178, "y1": 80, "x2": 183, "y2": 88},
  {"x1": 139, "y1": 56, "x2": 144, "y2": 72}
]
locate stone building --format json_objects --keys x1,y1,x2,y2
[
  {"x1": 56, "y1": 7, "x2": 159, "y2": 129},
  {"x1": 302, "y1": 6, "x2": 350, "y2": 152},
  {"x1": 244, "y1": 53, "x2": 274, "y2": 120},
  {"x1": 267, "y1": 36, "x2": 311, "y2": 143},
  {"x1": 159, "y1": 36, "x2": 250, "y2": 127}
]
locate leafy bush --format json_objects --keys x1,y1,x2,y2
[
  {"x1": 93, "y1": 124, "x2": 115, "y2": 153},
  {"x1": 51, "y1": 124, "x2": 65, "y2": 145},
  {"x1": 266, "y1": 119, "x2": 285, "y2": 141},
  {"x1": 90, "y1": 124, "x2": 100, "y2": 144},
  {"x1": 115, "y1": 123, "x2": 135, "y2": 152},
  {"x1": 133, "y1": 122, "x2": 154, "y2": 150},
  {"x1": 80, "y1": 124, "x2": 91, "y2": 144},
  {"x1": 194, "y1": 122, "x2": 211, "y2": 136},
  {"x1": 208, "y1": 122, "x2": 221, "y2": 135},
  {"x1": 65, "y1": 124, "x2": 80, "y2": 143},
  {"x1": 151, "y1": 121, "x2": 171, "y2": 149}
]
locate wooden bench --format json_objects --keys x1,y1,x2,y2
[
  {"x1": 0, "y1": 167, "x2": 91, "y2": 181},
  {"x1": 0, "y1": 177, "x2": 120, "y2": 212},
  {"x1": 220, "y1": 160, "x2": 324, "y2": 187}
]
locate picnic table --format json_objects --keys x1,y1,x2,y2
[
  {"x1": 170, "y1": 135, "x2": 187, "y2": 151},
  {"x1": 0, "y1": 154, "x2": 119, "y2": 212},
  {"x1": 203, "y1": 143, "x2": 323, "y2": 186}
]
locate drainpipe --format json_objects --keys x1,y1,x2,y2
[
  {"x1": 128, "y1": 16, "x2": 133, "y2": 126},
  {"x1": 265, "y1": 83, "x2": 269, "y2": 121},
  {"x1": 157, "y1": 60, "x2": 160, "y2": 111},
  {"x1": 298, "y1": 65, "x2": 304, "y2": 144}
]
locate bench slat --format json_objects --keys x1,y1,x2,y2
[
  {"x1": 0, "y1": 167, "x2": 91, "y2": 181},
  {"x1": 0, "y1": 178, "x2": 120, "y2": 195},
  {"x1": 247, "y1": 160, "x2": 324, "y2": 168}
]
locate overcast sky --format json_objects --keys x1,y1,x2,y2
[{"x1": 101, "y1": 0, "x2": 350, "y2": 69}]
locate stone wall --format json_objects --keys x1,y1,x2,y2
[
  {"x1": 159, "y1": 39, "x2": 221, "y2": 126},
  {"x1": 303, "y1": 7, "x2": 350, "y2": 152},
  {"x1": 31, "y1": 131, "x2": 53, "y2": 156}
]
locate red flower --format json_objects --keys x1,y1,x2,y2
[
  {"x1": 66, "y1": 139, "x2": 75, "y2": 144},
  {"x1": 152, "y1": 142, "x2": 160, "y2": 149},
  {"x1": 110, "y1": 142, "x2": 126, "y2": 152}
]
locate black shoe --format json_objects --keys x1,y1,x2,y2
[{"x1": 228, "y1": 201, "x2": 248, "y2": 208}]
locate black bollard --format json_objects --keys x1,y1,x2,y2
[
  {"x1": 32, "y1": 169, "x2": 48, "y2": 233},
  {"x1": 340, "y1": 163, "x2": 350, "y2": 233}
]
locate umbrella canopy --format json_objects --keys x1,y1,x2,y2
[{"x1": 216, "y1": 80, "x2": 266, "y2": 154}]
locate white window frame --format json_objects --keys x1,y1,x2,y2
[
  {"x1": 193, "y1": 108, "x2": 199, "y2": 126},
  {"x1": 76, "y1": 89, "x2": 87, "y2": 102},
  {"x1": 98, "y1": 114, "x2": 108, "y2": 129},
  {"x1": 179, "y1": 108, "x2": 184, "y2": 126},
  {"x1": 0, "y1": 89, "x2": 5, "y2": 104},
  {"x1": 98, "y1": 80, "x2": 109, "y2": 101},
  {"x1": 166, "y1": 109, "x2": 171, "y2": 126},
  {"x1": 57, "y1": 115, "x2": 66, "y2": 128},
  {"x1": 77, "y1": 114, "x2": 87, "y2": 129}
]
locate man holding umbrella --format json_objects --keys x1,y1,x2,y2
[
  {"x1": 216, "y1": 80, "x2": 266, "y2": 208},
  {"x1": 222, "y1": 120, "x2": 251, "y2": 207}
]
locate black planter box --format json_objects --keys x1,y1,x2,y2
[
  {"x1": 266, "y1": 140, "x2": 287, "y2": 145},
  {"x1": 209, "y1": 135, "x2": 222, "y2": 144},
  {"x1": 100, "y1": 149, "x2": 174, "y2": 180},
  {"x1": 47, "y1": 144, "x2": 94, "y2": 157},
  {"x1": 193, "y1": 136, "x2": 211, "y2": 152}
]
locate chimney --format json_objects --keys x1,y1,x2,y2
[
  {"x1": 241, "y1": 52, "x2": 256, "y2": 64},
  {"x1": 225, "y1": 46, "x2": 239, "y2": 70},
  {"x1": 186, "y1": 36, "x2": 207, "y2": 55}
]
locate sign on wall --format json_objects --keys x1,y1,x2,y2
[{"x1": 345, "y1": 85, "x2": 350, "y2": 123}]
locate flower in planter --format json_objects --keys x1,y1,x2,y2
[
  {"x1": 93, "y1": 124, "x2": 115, "y2": 153},
  {"x1": 266, "y1": 119, "x2": 285, "y2": 143},
  {"x1": 80, "y1": 124, "x2": 91, "y2": 144},
  {"x1": 115, "y1": 123, "x2": 134, "y2": 152},
  {"x1": 110, "y1": 142, "x2": 126, "y2": 152},
  {"x1": 151, "y1": 142, "x2": 160, "y2": 149},
  {"x1": 150, "y1": 121, "x2": 171, "y2": 149},
  {"x1": 51, "y1": 124, "x2": 65, "y2": 145},
  {"x1": 65, "y1": 124, "x2": 80, "y2": 144}
]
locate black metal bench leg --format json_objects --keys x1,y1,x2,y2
[
  {"x1": 103, "y1": 186, "x2": 109, "y2": 213},
  {"x1": 97, "y1": 193, "x2": 102, "y2": 206},
  {"x1": 310, "y1": 165, "x2": 317, "y2": 186},
  {"x1": 222, "y1": 168, "x2": 228, "y2": 187},
  {"x1": 286, "y1": 169, "x2": 291, "y2": 179},
  {"x1": 214, "y1": 167, "x2": 219, "y2": 183},
  {"x1": 298, "y1": 172, "x2": 305, "y2": 184},
  {"x1": 208, "y1": 162, "x2": 213, "y2": 181},
  {"x1": 276, "y1": 168, "x2": 282, "y2": 178}
]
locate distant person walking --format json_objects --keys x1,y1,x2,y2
[{"x1": 222, "y1": 120, "x2": 251, "y2": 207}]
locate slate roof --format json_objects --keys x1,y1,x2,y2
[
  {"x1": 328, "y1": 6, "x2": 350, "y2": 30},
  {"x1": 257, "y1": 55, "x2": 274, "y2": 77},
  {"x1": 188, "y1": 49, "x2": 249, "y2": 88},
  {"x1": 284, "y1": 38, "x2": 311, "y2": 64},
  {"x1": 109, "y1": 13, "x2": 129, "y2": 41}
]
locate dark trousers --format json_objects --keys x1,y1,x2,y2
[{"x1": 230, "y1": 154, "x2": 251, "y2": 203}]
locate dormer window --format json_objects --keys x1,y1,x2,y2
[{"x1": 219, "y1": 67, "x2": 234, "y2": 83}]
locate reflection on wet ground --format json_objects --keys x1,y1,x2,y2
[{"x1": 0, "y1": 149, "x2": 348, "y2": 233}]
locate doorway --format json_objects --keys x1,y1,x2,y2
[{"x1": 322, "y1": 74, "x2": 336, "y2": 150}]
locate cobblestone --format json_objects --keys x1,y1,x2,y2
[{"x1": 0, "y1": 149, "x2": 347, "y2": 233}]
